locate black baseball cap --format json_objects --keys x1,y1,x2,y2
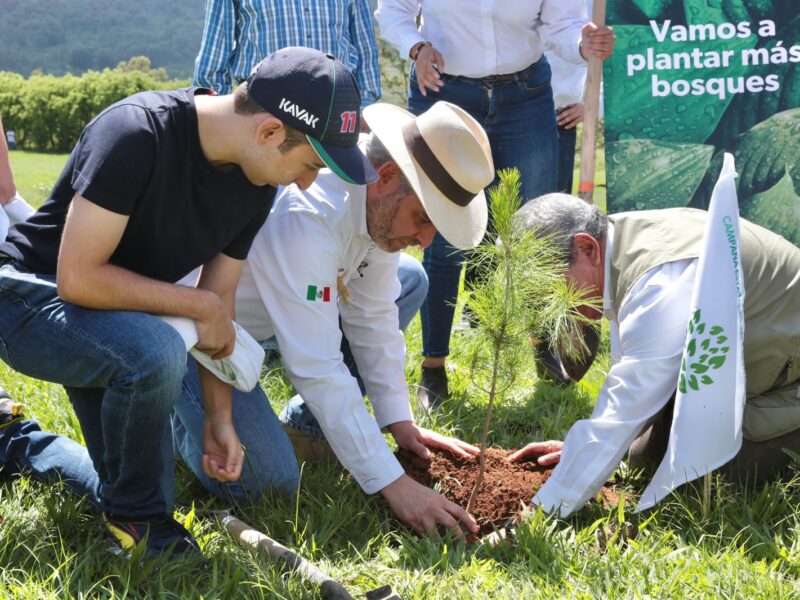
[{"x1": 246, "y1": 47, "x2": 377, "y2": 185}]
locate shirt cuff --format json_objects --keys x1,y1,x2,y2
[
  {"x1": 347, "y1": 446, "x2": 406, "y2": 494},
  {"x1": 371, "y1": 393, "x2": 414, "y2": 430},
  {"x1": 571, "y1": 35, "x2": 587, "y2": 65},
  {"x1": 531, "y1": 476, "x2": 580, "y2": 517},
  {"x1": 401, "y1": 34, "x2": 427, "y2": 62}
]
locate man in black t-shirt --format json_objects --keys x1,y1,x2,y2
[{"x1": 0, "y1": 47, "x2": 376, "y2": 558}]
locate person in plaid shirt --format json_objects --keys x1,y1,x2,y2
[{"x1": 194, "y1": 0, "x2": 381, "y2": 108}]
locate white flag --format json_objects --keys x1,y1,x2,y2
[{"x1": 637, "y1": 153, "x2": 746, "y2": 512}]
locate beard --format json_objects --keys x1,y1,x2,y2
[{"x1": 366, "y1": 189, "x2": 405, "y2": 252}]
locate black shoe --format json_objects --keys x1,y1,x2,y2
[
  {"x1": 561, "y1": 325, "x2": 601, "y2": 382},
  {"x1": 103, "y1": 512, "x2": 202, "y2": 559},
  {"x1": 534, "y1": 343, "x2": 571, "y2": 387},
  {"x1": 417, "y1": 366, "x2": 449, "y2": 410},
  {"x1": 534, "y1": 325, "x2": 601, "y2": 386}
]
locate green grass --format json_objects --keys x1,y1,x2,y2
[
  {"x1": 8, "y1": 150, "x2": 67, "y2": 209},
  {"x1": 2, "y1": 152, "x2": 799, "y2": 598}
]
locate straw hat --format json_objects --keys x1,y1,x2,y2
[{"x1": 363, "y1": 101, "x2": 494, "y2": 249}]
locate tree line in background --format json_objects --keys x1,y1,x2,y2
[
  {"x1": 0, "y1": 59, "x2": 189, "y2": 153},
  {"x1": 0, "y1": 43, "x2": 410, "y2": 154},
  {"x1": 0, "y1": 0, "x2": 204, "y2": 79}
]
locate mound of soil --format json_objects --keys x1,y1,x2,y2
[{"x1": 397, "y1": 447, "x2": 619, "y2": 533}]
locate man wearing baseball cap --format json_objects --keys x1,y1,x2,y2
[
  {"x1": 170, "y1": 100, "x2": 496, "y2": 537},
  {"x1": 0, "y1": 47, "x2": 371, "y2": 558}
]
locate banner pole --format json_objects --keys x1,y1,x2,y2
[{"x1": 578, "y1": 0, "x2": 606, "y2": 204}]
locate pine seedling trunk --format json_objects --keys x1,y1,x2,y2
[
  {"x1": 463, "y1": 169, "x2": 598, "y2": 516},
  {"x1": 465, "y1": 172, "x2": 519, "y2": 514}
]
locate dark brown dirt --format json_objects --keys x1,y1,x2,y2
[{"x1": 397, "y1": 447, "x2": 619, "y2": 533}]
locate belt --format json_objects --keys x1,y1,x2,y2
[
  {"x1": 442, "y1": 58, "x2": 540, "y2": 86},
  {"x1": 442, "y1": 71, "x2": 527, "y2": 86}
]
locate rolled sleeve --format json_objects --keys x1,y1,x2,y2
[
  {"x1": 375, "y1": 0, "x2": 425, "y2": 61},
  {"x1": 539, "y1": 0, "x2": 587, "y2": 65}
]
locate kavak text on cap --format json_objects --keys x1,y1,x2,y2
[{"x1": 247, "y1": 46, "x2": 377, "y2": 185}]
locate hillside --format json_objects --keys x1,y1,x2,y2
[{"x1": 0, "y1": 0, "x2": 205, "y2": 79}]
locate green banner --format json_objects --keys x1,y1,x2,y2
[{"x1": 604, "y1": 1, "x2": 800, "y2": 245}]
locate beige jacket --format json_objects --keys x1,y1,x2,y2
[{"x1": 609, "y1": 208, "x2": 800, "y2": 441}]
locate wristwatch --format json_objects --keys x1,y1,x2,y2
[{"x1": 409, "y1": 41, "x2": 432, "y2": 61}]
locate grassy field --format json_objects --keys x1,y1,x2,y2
[{"x1": 1, "y1": 152, "x2": 798, "y2": 599}]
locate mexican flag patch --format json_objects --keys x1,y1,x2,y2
[{"x1": 306, "y1": 285, "x2": 332, "y2": 302}]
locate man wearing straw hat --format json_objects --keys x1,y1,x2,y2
[
  {"x1": 505, "y1": 190, "x2": 800, "y2": 519},
  {"x1": 173, "y1": 100, "x2": 496, "y2": 537}
]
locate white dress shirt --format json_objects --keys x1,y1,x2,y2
[
  {"x1": 544, "y1": 0, "x2": 596, "y2": 111},
  {"x1": 233, "y1": 169, "x2": 413, "y2": 495},
  {"x1": 376, "y1": 0, "x2": 587, "y2": 79},
  {"x1": 533, "y1": 223, "x2": 699, "y2": 516}
]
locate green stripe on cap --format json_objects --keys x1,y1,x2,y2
[
  {"x1": 319, "y1": 56, "x2": 336, "y2": 140},
  {"x1": 308, "y1": 136, "x2": 358, "y2": 185}
]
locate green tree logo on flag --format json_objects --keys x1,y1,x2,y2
[{"x1": 678, "y1": 309, "x2": 730, "y2": 393}]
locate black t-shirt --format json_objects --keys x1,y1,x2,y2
[{"x1": 2, "y1": 88, "x2": 275, "y2": 283}]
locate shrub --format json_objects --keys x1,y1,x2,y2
[{"x1": 0, "y1": 60, "x2": 189, "y2": 152}]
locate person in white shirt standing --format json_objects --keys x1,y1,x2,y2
[
  {"x1": 172, "y1": 100, "x2": 498, "y2": 536},
  {"x1": 543, "y1": 0, "x2": 599, "y2": 196},
  {"x1": 0, "y1": 115, "x2": 35, "y2": 244},
  {"x1": 376, "y1": 0, "x2": 615, "y2": 407},
  {"x1": 505, "y1": 194, "x2": 800, "y2": 518},
  {"x1": 0, "y1": 112, "x2": 39, "y2": 424}
]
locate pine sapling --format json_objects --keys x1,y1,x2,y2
[{"x1": 464, "y1": 169, "x2": 598, "y2": 514}]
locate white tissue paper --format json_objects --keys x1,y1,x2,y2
[{"x1": 160, "y1": 316, "x2": 265, "y2": 392}]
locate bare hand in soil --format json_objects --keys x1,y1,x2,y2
[
  {"x1": 380, "y1": 474, "x2": 478, "y2": 538},
  {"x1": 389, "y1": 421, "x2": 479, "y2": 461},
  {"x1": 508, "y1": 440, "x2": 563, "y2": 466}
]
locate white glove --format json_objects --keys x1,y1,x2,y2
[{"x1": 5, "y1": 193, "x2": 35, "y2": 225}]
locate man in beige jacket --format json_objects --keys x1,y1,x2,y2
[{"x1": 510, "y1": 194, "x2": 800, "y2": 517}]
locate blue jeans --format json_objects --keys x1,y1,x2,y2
[
  {"x1": 280, "y1": 252, "x2": 428, "y2": 436},
  {"x1": 408, "y1": 58, "x2": 558, "y2": 358},
  {"x1": 557, "y1": 123, "x2": 578, "y2": 194},
  {"x1": 171, "y1": 356, "x2": 299, "y2": 503},
  {"x1": 0, "y1": 263, "x2": 185, "y2": 518},
  {"x1": 0, "y1": 418, "x2": 101, "y2": 506},
  {"x1": 0, "y1": 254, "x2": 426, "y2": 505}
]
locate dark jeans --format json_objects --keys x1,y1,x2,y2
[
  {"x1": 556, "y1": 123, "x2": 578, "y2": 194},
  {"x1": 408, "y1": 57, "x2": 559, "y2": 358}
]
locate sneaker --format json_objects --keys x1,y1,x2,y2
[
  {"x1": 283, "y1": 425, "x2": 338, "y2": 463},
  {"x1": 0, "y1": 396, "x2": 24, "y2": 432},
  {"x1": 103, "y1": 512, "x2": 202, "y2": 559},
  {"x1": 416, "y1": 365, "x2": 449, "y2": 410}
]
